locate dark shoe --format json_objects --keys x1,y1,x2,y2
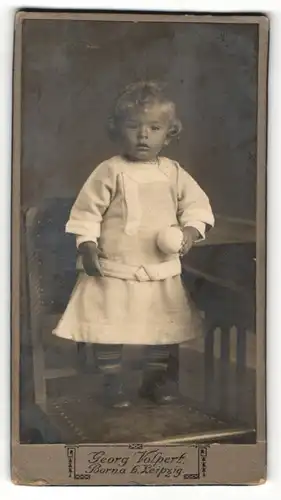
[
  {"x1": 139, "y1": 371, "x2": 179, "y2": 405},
  {"x1": 157, "y1": 384, "x2": 180, "y2": 405},
  {"x1": 103, "y1": 374, "x2": 131, "y2": 409}
]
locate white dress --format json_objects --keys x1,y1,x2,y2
[{"x1": 53, "y1": 156, "x2": 214, "y2": 345}]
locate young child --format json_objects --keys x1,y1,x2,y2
[{"x1": 53, "y1": 81, "x2": 215, "y2": 408}]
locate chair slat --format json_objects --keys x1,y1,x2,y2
[
  {"x1": 204, "y1": 326, "x2": 215, "y2": 408},
  {"x1": 219, "y1": 327, "x2": 231, "y2": 414}
]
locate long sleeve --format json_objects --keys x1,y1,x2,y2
[
  {"x1": 176, "y1": 164, "x2": 215, "y2": 240},
  {"x1": 66, "y1": 161, "x2": 117, "y2": 243}
]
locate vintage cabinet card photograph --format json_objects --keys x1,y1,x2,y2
[{"x1": 11, "y1": 10, "x2": 268, "y2": 485}]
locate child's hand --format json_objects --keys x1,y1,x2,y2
[
  {"x1": 78, "y1": 241, "x2": 104, "y2": 277},
  {"x1": 180, "y1": 227, "x2": 200, "y2": 256}
]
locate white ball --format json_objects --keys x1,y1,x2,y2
[{"x1": 157, "y1": 226, "x2": 183, "y2": 255}]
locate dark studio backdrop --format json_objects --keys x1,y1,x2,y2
[{"x1": 21, "y1": 20, "x2": 258, "y2": 219}]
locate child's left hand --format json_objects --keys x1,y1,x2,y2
[{"x1": 180, "y1": 227, "x2": 200, "y2": 256}]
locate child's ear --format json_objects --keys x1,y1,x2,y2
[{"x1": 168, "y1": 119, "x2": 182, "y2": 139}]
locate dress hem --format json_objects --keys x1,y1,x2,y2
[{"x1": 52, "y1": 329, "x2": 200, "y2": 345}]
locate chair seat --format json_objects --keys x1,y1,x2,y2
[{"x1": 46, "y1": 393, "x2": 255, "y2": 444}]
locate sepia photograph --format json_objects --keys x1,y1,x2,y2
[{"x1": 11, "y1": 11, "x2": 268, "y2": 485}]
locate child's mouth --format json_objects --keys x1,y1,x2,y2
[{"x1": 136, "y1": 144, "x2": 150, "y2": 150}]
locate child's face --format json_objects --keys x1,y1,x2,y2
[{"x1": 119, "y1": 103, "x2": 171, "y2": 161}]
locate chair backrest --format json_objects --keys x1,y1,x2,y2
[
  {"x1": 24, "y1": 198, "x2": 77, "y2": 314},
  {"x1": 184, "y1": 243, "x2": 256, "y2": 330},
  {"x1": 182, "y1": 242, "x2": 256, "y2": 425}
]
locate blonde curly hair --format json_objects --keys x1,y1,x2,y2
[{"x1": 107, "y1": 81, "x2": 182, "y2": 141}]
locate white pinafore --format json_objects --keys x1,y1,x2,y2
[{"x1": 53, "y1": 157, "x2": 213, "y2": 345}]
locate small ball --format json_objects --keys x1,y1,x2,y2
[{"x1": 157, "y1": 226, "x2": 183, "y2": 255}]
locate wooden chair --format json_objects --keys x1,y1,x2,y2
[{"x1": 24, "y1": 198, "x2": 98, "y2": 412}]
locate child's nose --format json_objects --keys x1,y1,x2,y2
[{"x1": 137, "y1": 126, "x2": 148, "y2": 139}]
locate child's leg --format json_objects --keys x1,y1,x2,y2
[
  {"x1": 167, "y1": 344, "x2": 179, "y2": 383},
  {"x1": 95, "y1": 343, "x2": 131, "y2": 408},
  {"x1": 139, "y1": 344, "x2": 179, "y2": 404}
]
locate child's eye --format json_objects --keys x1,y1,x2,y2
[{"x1": 151, "y1": 125, "x2": 161, "y2": 131}]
